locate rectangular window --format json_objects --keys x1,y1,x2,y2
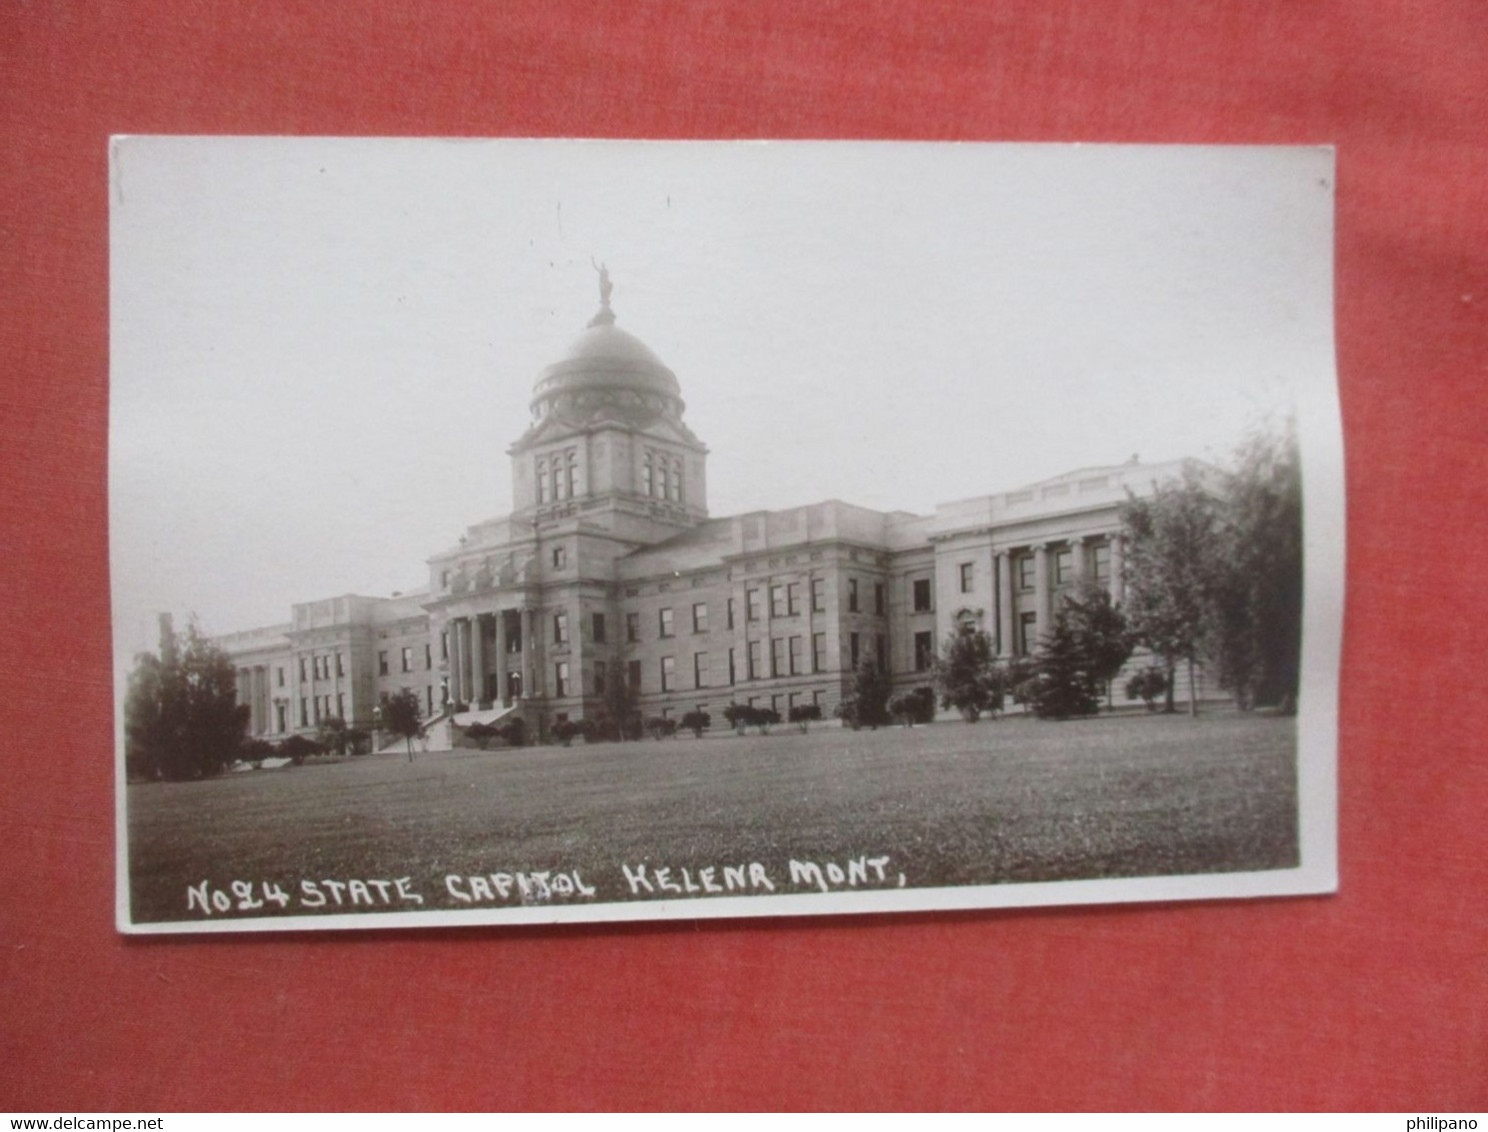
[
  {"x1": 299, "y1": 657, "x2": 308, "y2": 683},
  {"x1": 788, "y1": 635, "x2": 803, "y2": 676},
  {"x1": 659, "y1": 607, "x2": 674, "y2": 638},
  {"x1": 300, "y1": 698, "x2": 308, "y2": 727},
  {"x1": 694, "y1": 651, "x2": 708, "y2": 689},
  {"x1": 770, "y1": 637, "x2": 786, "y2": 678},
  {"x1": 727, "y1": 598, "x2": 736, "y2": 630},
  {"x1": 555, "y1": 661, "x2": 570, "y2": 697},
  {"x1": 848, "y1": 579, "x2": 859, "y2": 613},
  {"x1": 593, "y1": 612, "x2": 606, "y2": 643},
  {"x1": 748, "y1": 640, "x2": 762, "y2": 680},
  {"x1": 850, "y1": 632, "x2": 860, "y2": 669},
  {"x1": 552, "y1": 545, "x2": 567, "y2": 569},
  {"x1": 1055, "y1": 547, "x2": 1074, "y2": 586},
  {"x1": 771, "y1": 694, "x2": 782, "y2": 716},
  {"x1": 660, "y1": 656, "x2": 676, "y2": 692},
  {"x1": 960, "y1": 562, "x2": 974, "y2": 593},
  {"x1": 747, "y1": 589, "x2": 762, "y2": 621},
  {"x1": 771, "y1": 585, "x2": 787, "y2": 618},
  {"x1": 1020, "y1": 612, "x2": 1038, "y2": 656},
  {"x1": 875, "y1": 582, "x2": 886, "y2": 616},
  {"x1": 426, "y1": 686, "x2": 434, "y2": 715},
  {"x1": 915, "y1": 631, "x2": 934, "y2": 672},
  {"x1": 554, "y1": 612, "x2": 569, "y2": 644},
  {"x1": 728, "y1": 647, "x2": 737, "y2": 686},
  {"x1": 594, "y1": 661, "x2": 607, "y2": 695},
  {"x1": 424, "y1": 644, "x2": 432, "y2": 670},
  {"x1": 276, "y1": 703, "x2": 286, "y2": 732},
  {"x1": 1093, "y1": 543, "x2": 1111, "y2": 581},
  {"x1": 913, "y1": 578, "x2": 933, "y2": 613},
  {"x1": 626, "y1": 612, "x2": 640, "y2": 643},
  {"x1": 627, "y1": 659, "x2": 642, "y2": 693},
  {"x1": 813, "y1": 632, "x2": 826, "y2": 674},
  {"x1": 441, "y1": 631, "x2": 449, "y2": 660},
  {"x1": 276, "y1": 667, "x2": 285, "y2": 688},
  {"x1": 337, "y1": 692, "x2": 346, "y2": 718},
  {"x1": 787, "y1": 583, "x2": 801, "y2": 617},
  {"x1": 811, "y1": 577, "x2": 825, "y2": 613},
  {"x1": 1018, "y1": 555, "x2": 1036, "y2": 591},
  {"x1": 401, "y1": 646, "x2": 413, "y2": 673},
  {"x1": 692, "y1": 602, "x2": 708, "y2": 633},
  {"x1": 378, "y1": 651, "x2": 389, "y2": 676}
]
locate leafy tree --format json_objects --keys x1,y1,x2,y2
[
  {"x1": 498, "y1": 717, "x2": 527, "y2": 747},
  {"x1": 788, "y1": 703, "x2": 822, "y2": 732},
  {"x1": 552, "y1": 719, "x2": 580, "y2": 746},
  {"x1": 1213, "y1": 422, "x2": 1303, "y2": 713},
  {"x1": 646, "y1": 716, "x2": 679, "y2": 740},
  {"x1": 344, "y1": 727, "x2": 372, "y2": 755},
  {"x1": 935, "y1": 625, "x2": 1000, "y2": 721},
  {"x1": 1125, "y1": 667, "x2": 1169, "y2": 712},
  {"x1": 1031, "y1": 608, "x2": 1101, "y2": 720},
  {"x1": 1060, "y1": 582, "x2": 1133, "y2": 710},
  {"x1": 124, "y1": 617, "x2": 249, "y2": 781},
  {"x1": 598, "y1": 669, "x2": 642, "y2": 742},
  {"x1": 680, "y1": 710, "x2": 711, "y2": 738},
  {"x1": 1121, "y1": 464, "x2": 1223, "y2": 715},
  {"x1": 277, "y1": 734, "x2": 321, "y2": 765},
  {"x1": 1004, "y1": 656, "x2": 1041, "y2": 714},
  {"x1": 382, "y1": 688, "x2": 423, "y2": 761},
  {"x1": 844, "y1": 657, "x2": 892, "y2": 730}
]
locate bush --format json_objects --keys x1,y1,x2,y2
[
  {"x1": 277, "y1": 734, "x2": 321, "y2": 766},
  {"x1": 722, "y1": 703, "x2": 780, "y2": 735},
  {"x1": 240, "y1": 738, "x2": 275, "y2": 767},
  {"x1": 1125, "y1": 667, "x2": 1169, "y2": 712},
  {"x1": 345, "y1": 727, "x2": 372, "y2": 755},
  {"x1": 498, "y1": 717, "x2": 527, "y2": 747},
  {"x1": 890, "y1": 686, "x2": 937, "y2": 726},
  {"x1": 679, "y1": 710, "x2": 711, "y2": 738},
  {"x1": 464, "y1": 721, "x2": 495, "y2": 750},
  {"x1": 787, "y1": 704, "x2": 822, "y2": 733},
  {"x1": 646, "y1": 716, "x2": 678, "y2": 740},
  {"x1": 552, "y1": 719, "x2": 580, "y2": 746}
]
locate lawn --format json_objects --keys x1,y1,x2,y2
[{"x1": 126, "y1": 710, "x2": 1298, "y2": 924}]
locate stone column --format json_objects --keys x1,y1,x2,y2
[
  {"x1": 522, "y1": 608, "x2": 535, "y2": 699},
  {"x1": 470, "y1": 614, "x2": 486, "y2": 707},
  {"x1": 493, "y1": 608, "x2": 507, "y2": 705},
  {"x1": 1070, "y1": 536, "x2": 1087, "y2": 584},
  {"x1": 448, "y1": 618, "x2": 466, "y2": 705},
  {"x1": 1032, "y1": 543, "x2": 1050, "y2": 644},
  {"x1": 1109, "y1": 533, "x2": 1125, "y2": 605},
  {"x1": 996, "y1": 551, "x2": 1014, "y2": 658}
]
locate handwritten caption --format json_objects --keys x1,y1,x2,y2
[{"x1": 183, "y1": 854, "x2": 906, "y2": 918}]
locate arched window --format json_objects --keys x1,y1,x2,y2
[
  {"x1": 566, "y1": 452, "x2": 578, "y2": 498},
  {"x1": 536, "y1": 460, "x2": 548, "y2": 504},
  {"x1": 642, "y1": 453, "x2": 653, "y2": 497},
  {"x1": 552, "y1": 460, "x2": 565, "y2": 501}
]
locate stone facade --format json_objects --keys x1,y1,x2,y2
[{"x1": 219, "y1": 283, "x2": 1214, "y2": 742}]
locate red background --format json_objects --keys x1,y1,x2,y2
[{"x1": 2, "y1": 2, "x2": 1485, "y2": 1112}]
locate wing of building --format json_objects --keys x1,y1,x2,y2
[{"x1": 218, "y1": 279, "x2": 1212, "y2": 745}]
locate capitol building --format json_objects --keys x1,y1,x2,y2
[{"x1": 218, "y1": 276, "x2": 1191, "y2": 745}]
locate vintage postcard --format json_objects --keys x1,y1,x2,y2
[{"x1": 111, "y1": 138, "x2": 1342, "y2": 933}]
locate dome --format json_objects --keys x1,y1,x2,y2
[{"x1": 528, "y1": 269, "x2": 684, "y2": 421}]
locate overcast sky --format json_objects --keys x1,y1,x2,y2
[{"x1": 110, "y1": 138, "x2": 1336, "y2": 668}]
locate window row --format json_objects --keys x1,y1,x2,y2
[
  {"x1": 536, "y1": 450, "x2": 580, "y2": 505},
  {"x1": 298, "y1": 653, "x2": 347, "y2": 683},
  {"x1": 641, "y1": 450, "x2": 685, "y2": 503}
]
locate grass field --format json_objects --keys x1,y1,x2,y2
[{"x1": 126, "y1": 710, "x2": 1298, "y2": 924}]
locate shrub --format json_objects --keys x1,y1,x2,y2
[
  {"x1": 344, "y1": 727, "x2": 372, "y2": 755},
  {"x1": 1125, "y1": 667, "x2": 1169, "y2": 712},
  {"x1": 646, "y1": 716, "x2": 678, "y2": 740},
  {"x1": 891, "y1": 686, "x2": 937, "y2": 726},
  {"x1": 241, "y1": 738, "x2": 275, "y2": 767},
  {"x1": 787, "y1": 704, "x2": 822, "y2": 733},
  {"x1": 498, "y1": 717, "x2": 527, "y2": 747},
  {"x1": 679, "y1": 710, "x2": 711, "y2": 738},
  {"x1": 552, "y1": 719, "x2": 580, "y2": 746},
  {"x1": 277, "y1": 734, "x2": 321, "y2": 766}
]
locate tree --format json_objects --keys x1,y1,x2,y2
[
  {"x1": 1121, "y1": 464, "x2": 1224, "y2": 715},
  {"x1": 841, "y1": 657, "x2": 892, "y2": 730},
  {"x1": 597, "y1": 669, "x2": 642, "y2": 741},
  {"x1": 890, "y1": 686, "x2": 937, "y2": 726},
  {"x1": 1031, "y1": 608, "x2": 1101, "y2": 720},
  {"x1": 317, "y1": 716, "x2": 351, "y2": 756},
  {"x1": 1213, "y1": 422, "x2": 1303, "y2": 713},
  {"x1": 645, "y1": 716, "x2": 678, "y2": 739},
  {"x1": 680, "y1": 710, "x2": 711, "y2": 738},
  {"x1": 124, "y1": 616, "x2": 249, "y2": 781},
  {"x1": 1125, "y1": 667, "x2": 1169, "y2": 712},
  {"x1": 1060, "y1": 582, "x2": 1133, "y2": 710},
  {"x1": 934, "y1": 625, "x2": 999, "y2": 721},
  {"x1": 382, "y1": 688, "x2": 423, "y2": 761}
]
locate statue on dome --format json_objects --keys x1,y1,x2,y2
[{"x1": 594, "y1": 259, "x2": 613, "y2": 306}]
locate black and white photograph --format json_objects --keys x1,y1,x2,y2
[{"x1": 111, "y1": 138, "x2": 1342, "y2": 933}]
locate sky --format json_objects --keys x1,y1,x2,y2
[{"x1": 109, "y1": 138, "x2": 1337, "y2": 669}]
